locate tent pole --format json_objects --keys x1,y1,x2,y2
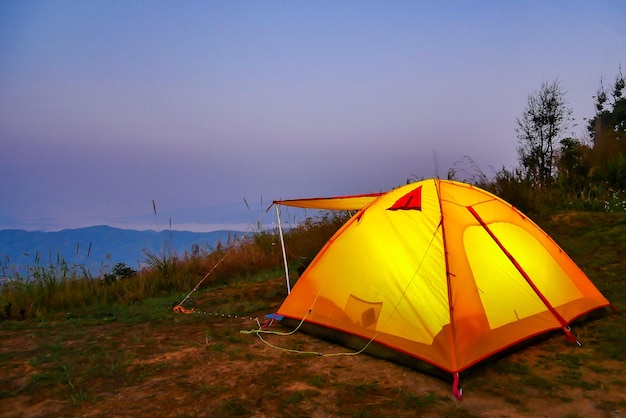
[{"x1": 276, "y1": 205, "x2": 291, "y2": 294}]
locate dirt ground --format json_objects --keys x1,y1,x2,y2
[
  {"x1": 0, "y1": 280, "x2": 626, "y2": 418},
  {"x1": 0, "y1": 323, "x2": 626, "y2": 417}
]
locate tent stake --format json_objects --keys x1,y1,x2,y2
[{"x1": 276, "y1": 205, "x2": 291, "y2": 294}]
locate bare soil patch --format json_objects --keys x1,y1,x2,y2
[{"x1": 2, "y1": 281, "x2": 624, "y2": 418}]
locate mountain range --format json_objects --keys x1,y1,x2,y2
[{"x1": 0, "y1": 225, "x2": 240, "y2": 278}]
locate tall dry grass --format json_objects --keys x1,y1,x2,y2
[{"x1": 0, "y1": 212, "x2": 346, "y2": 320}]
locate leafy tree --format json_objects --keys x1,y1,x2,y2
[
  {"x1": 587, "y1": 65, "x2": 626, "y2": 141},
  {"x1": 103, "y1": 262, "x2": 137, "y2": 285},
  {"x1": 586, "y1": 66, "x2": 626, "y2": 187},
  {"x1": 556, "y1": 137, "x2": 592, "y2": 192},
  {"x1": 515, "y1": 79, "x2": 573, "y2": 188}
]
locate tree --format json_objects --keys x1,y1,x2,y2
[
  {"x1": 556, "y1": 137, "x2": 592, "y2": 192},
  {"x1": 103, "y1": 262, "x2": 137, "y2": 285},
  {"x1": 587, "y1": 66, "x2": 626, "y2": 142},
  {"x1": 515, "y1": 79, "x2": 573, "y2": 188},
  {"x1": 586, "y1": 66, "x2": 626, "y2": 187}
]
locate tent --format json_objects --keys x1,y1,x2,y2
[{"x1": 271, "y1": 179, "x2": 613, "y2": 398}]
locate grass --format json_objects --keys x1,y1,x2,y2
[
  {"x1": 0, "y1": 210, "x2": 624, "y2": 416},
  {"x1": 461, "y1": 213, "x2": 626, "y2": 411},
  {"x1": 0, "y1": 213, "x2": 341, "y2": 321}
]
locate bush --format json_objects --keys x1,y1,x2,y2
[{"x1": 103, "y1": 262, "x2": 137, "y2": 285}]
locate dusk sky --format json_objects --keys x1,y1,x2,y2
[{"x1": 1, "y1": 1, "x2": 625, "y2": 232}]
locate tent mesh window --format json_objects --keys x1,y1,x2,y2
[{"x1": 345, "y1": 294, "x2": 383, "y2": 328}]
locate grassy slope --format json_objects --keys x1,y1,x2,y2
[{"x1": 0, "y1": 211, "x2": 625, "y2": 417}]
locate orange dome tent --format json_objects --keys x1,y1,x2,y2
[{"x1": 271, "y1": 179, "x2": 613, "y2": 398}]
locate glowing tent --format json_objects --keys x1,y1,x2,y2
[{"x1": 272, "y1": 179, "x2": 612, "y2": 398}]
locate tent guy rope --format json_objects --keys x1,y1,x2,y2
[
  {"x1": 172, "y1": 203, "x2": 274, "y2": 314},
  {"x1": 171, "y1": 179, "x2": 615, "y2": 401}
]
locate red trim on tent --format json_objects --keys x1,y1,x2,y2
[
  {"x1": 274, "y1": 192, "x2": 383, "y2": 203},
  {"x1": 388, "y1": 186, "x2": 422, "y2": 211},
  {"x1": 273, "y1": 192, "x2": 384, "y2": 207},
  {"x1": 460, "y1": 303, "x2": 612, "y2": 371},
  {"x1": 436, "y1": 180, "x2": 461, "y2": 397},
  {"x1": 467, "y1": 205, "x2": 579, "y2": 344}
]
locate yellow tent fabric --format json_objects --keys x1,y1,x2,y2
[
  {"x1": 275, "y1": 179, "x2": 611, "y2": 397},
  {"x1": 274, "y1": 193, "x2": 383, "y2": 211}
]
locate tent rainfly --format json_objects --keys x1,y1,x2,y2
[{"x1": 270, "y1": 179, "x2": 614, "y2": 399}]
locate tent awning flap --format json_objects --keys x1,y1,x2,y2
[{"x1": 274, "y1": 193, "x2": 383, "y2": 211}]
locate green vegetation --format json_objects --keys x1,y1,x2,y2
[
  {"x1": 1, "y1": 69, "x2": 625, "y2": 416},
  {"x1": 474, "y1": 67, "x2": 626, "y2": 218},
  {"x1": 0, "y1": 211, "x2": 624, "y2": 417},
  {"x1": 2, "y1": 68, "x2": 624, "y2": 321},
  {"x1": 0, "y1": 213, "x2": 347, "y2": 320}
]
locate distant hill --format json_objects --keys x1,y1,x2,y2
[{"x1": 0, "y1": 226, "x2": 240, "y2": 277}]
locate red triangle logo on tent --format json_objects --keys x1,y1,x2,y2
[{"x1": 388, "y1": 186, "x2": 422, "y2": 211}]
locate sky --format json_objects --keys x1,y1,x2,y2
[{"x1": 1, "y1": 1, "x2": 625, "y2": 232}]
